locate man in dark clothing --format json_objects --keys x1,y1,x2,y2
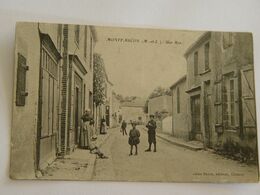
[
  {"x1": 121, "y1": 120, "x2": 127, "y2": 136},
  {"x1": 145, "y1": 114, "x2": 157, "y2": 152}
]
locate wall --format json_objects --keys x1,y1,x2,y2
[
  {"x1": 171, "y1": 78, "x2": 190, "y2": 140},
  {"x1": 10, "y1": 23, "x2": 41, "y2": 179},
  {"x1": 148, "y1": 95, "x2": 172, "y2": 115},
  {"x1": 162, "y1": 116, "x2": 172, "y2": 134},
  {"x1": 121, "y1": 106, "x2": 146, "y2": 124}
]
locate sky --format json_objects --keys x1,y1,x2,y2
[{"x1": 94, "y1": 26, "x2": 204, "y2": 98}]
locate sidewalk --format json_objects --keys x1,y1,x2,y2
[
  {"x1": 39, "y1": 132, "x2": 110, "y2": 180},
  {"x1": 140, "y1": 126, "x2": 204, "y2": 151}
]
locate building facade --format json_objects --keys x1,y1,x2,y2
[
  {"x1": 10, "y1": 23, "x2": 96, "y2": 179},
  {"x1": 170, "y1": 75, "x2": 190, "y2": 140},
  {"x1": 184, "y1": 32, "x2": 256, "y2": 157}
]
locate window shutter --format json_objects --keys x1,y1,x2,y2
[{"x1": 16, "y1": 53, "x2": 29, "y2": 106}]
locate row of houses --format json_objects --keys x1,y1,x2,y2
[
  {"x1": 10, "y1": 23, "x2": 121, "y2": 179},
  {"x1": 149, "y1": 32, "x2": 257, "y2": 159}
]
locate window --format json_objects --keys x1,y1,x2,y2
[
  {"x1": 214, "y1": 82, "x2": 222, "y2": 125},
  {"x1": 16, "y1": 53, "x2": 29, "y2": 106},
  {"x1": 83, "y1": 84, "x2": 86, "y2": 111},
  {"x1": 75, "y1": 25, "x2": 80, "y2": 46},
  {"x1": 89, "y1": 91, "x2": 93, "y2": 112},
  {"x1": 194, "y1": 51, "x2": 198, "y2": 76},
  {"x1": 41, "y1": 47, "x2": 59, "y2": 137},
  {"x1": 223, "y1": 75, "x2": 237, "y2": 129},
  {"x1": 57, "y1": 24, "x2": 62, "y2": 52},
  {"x1": 229, "y1": 80, "x2": 235, "y2": 126},
  {"x1": 176, "y1": 87, "x2": 180, "y2": 113},
  {"x1": 90, "y1": 36, "x2": 93, "y2": 69},
  {"x1": 84, "y1": 26, "x2": 87, "y2": 58},
  {"x1": 204, "y1": 42, "x2": 210, "y2": 71},
  {"x1": 223, "y1": 32, "x2": 233, "y2": 49}
]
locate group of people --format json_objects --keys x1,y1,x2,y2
[
  {"x1": 121, "y1": 115, "x2": 157, "y2": 156},
  {"x1": 81, "y1": 110, "x2": 157, "y2": 158},
  {"x1": 81, "y1": 109, "x2": 108, "y2": 159}
]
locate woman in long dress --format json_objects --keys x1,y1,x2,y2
[{"x1": 81, "y1": 110, "x2": 92, "y2": 149}]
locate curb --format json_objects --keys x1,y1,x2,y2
[
  {"x1": 89, "y1": 132, "x2": 112, "y2": 180},
  {"x1": 156, "y1": 134, "x2": 203, "y2": 151},
  {"x1": 141, "y1": 127, "x2": 203, "y2": 151}
]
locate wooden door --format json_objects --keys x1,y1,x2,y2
[{"x1": 191, "y1": 95, "x2": 201, "y2": 140}]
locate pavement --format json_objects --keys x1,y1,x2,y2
[
  {"x1": 141, "y1": 126, "x2": 204, "y2": 151},
  {"x1": 39, "y1": 131, "x2": 111, "y2": 181}
]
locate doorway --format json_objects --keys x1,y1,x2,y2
[
  {"x1": 204, "y1": 82, "x2": 212, "y2": 147},
  {"x1": 191, "y1": 95, "x2": 201, "y2": 140}
]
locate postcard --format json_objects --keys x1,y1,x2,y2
[{"x1": 10, "y1": 22, "x2": 259, "y2": 182}]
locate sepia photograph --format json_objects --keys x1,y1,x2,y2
[{"x1": 10, "y1": 22, "x2": 259, "y2": 183}]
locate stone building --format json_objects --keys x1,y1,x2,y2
[
  {"x1": 184, "y1": 31, "x2": 256, "y2": 157},
  {"x1": 170, "y1": 75, "x2": 190, "y2": 140},
  {"x1": 121, "y1": 98, "x2": 146, "y2": 124},
  {"x1": 10, "y1": 22, "x2": 97, "y2": 179}
]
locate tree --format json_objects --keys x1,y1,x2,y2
[
  {"x1": 93, "y1": 53, "x2": 106, "y2": 106},
  {"x1": 148, "y1": 86, "x2": 171, "y2": 99}
]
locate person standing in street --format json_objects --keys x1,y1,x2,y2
[
  {"x1": 81, "y1": 109, "x2": 92, "y2": 149},
  {"x1": 128, "y1": 121, "x2": 140, "y2": 156},
  {"x1": 121, "y1": 120, "x2": 127, "y2": 136},
  {"x1": 100, "y1": 117, "x2": 107, "y2": 134},
  {"x1": 145, "y1": 114, "x2": 157, "y2": 152}
]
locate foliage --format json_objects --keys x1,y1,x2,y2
[
  {"x1": 148, "y1": 86, "x2": 171, "y2": 99},
  {"x1": 93, "y1": 53, "x2": 106, "y2": 106}
]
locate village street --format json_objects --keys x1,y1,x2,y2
[{"x1": 92, "y1": 126, "x2": 259, "y2": 182}]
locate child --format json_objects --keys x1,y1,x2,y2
[
  {"x1": 128, "y1": 121, "x2": 140, "y2": 156},
  {"x1": 121, "y1": 120, "x2": 127, "y2": 136}
]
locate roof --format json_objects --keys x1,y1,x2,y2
[
  {"x1": 170, "y1": 75, "x2": 187, "y2": 89},
  {"x1": 121, "y1": 98, "x2": 146, "y2": 108},
  {"x1": 184, "y1": 32, "x2": 211, "y2": 58}
]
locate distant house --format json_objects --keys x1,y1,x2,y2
[
  {"x1": 111, "y1": 92, "x2": 121, "y2": 128},
  {"x1": 121, "y1": 98, "x2": 146, "y2": 124},
  {"x1": 170, "y1": 75, "x2": 190, "y2": 140},
  {"x1": 148, "y1": 95, "x2": 172, "y2": 116}
]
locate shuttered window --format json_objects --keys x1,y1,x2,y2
[
  {"x1": 176, "y1": 87, "x2": 180, "y2": 113},
  {"x1": 16, "y1": 53, "x2": 29, "y2": 106},
  {"x1": 223, "y1": 74, "x2": 238, "y2": 130},
  {"x1": 223, "y1": 32, "x2": 233, "y2": 49},
  {"x1": 204, "y1": 42, "x2": 210, "y2": 71},
  {"x1": 194, "y1": 51, "x2": 198, "y2": 75},
  {"x1": 84, "y1": 26, "x2": 87, "y2": 58},
  {"x1": 90, "y1": 36, "x2": 93, "y2": 69},
  {"x1": 41, "y1": 47, "x2": 59, "y2": 137},
  {"x1": 75, "y1": 25, "x2": 80, "y2": 46}
]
